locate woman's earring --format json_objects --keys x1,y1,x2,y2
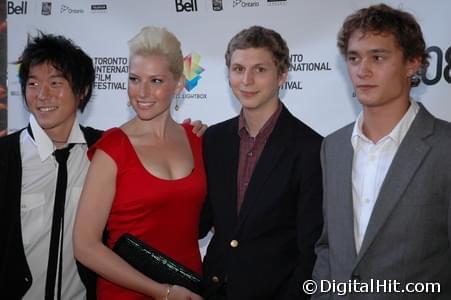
[
  {"x1": 175, "y1": 97, "x2": 180, "y2": 111},
  {"x1": 127, "y1": 101, "x2": 131, "y2": 107}
]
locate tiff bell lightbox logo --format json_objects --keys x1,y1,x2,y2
[
  {"x1": 183, "y1": 53, "x2": 205, "y2": 92},
  {"x1": 7, "y1": 1, "x2": 28, "y2": 15},
  {"x1": 41, "y1": 2, "x2": 52, "y2": 15},
  {"x1": 175, "y1": 0, "x2": 197, "y2": 12}
]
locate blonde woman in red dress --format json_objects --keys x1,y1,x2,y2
[{"x1": 74, "y1": 26, "x2": 205, "y2": 300}]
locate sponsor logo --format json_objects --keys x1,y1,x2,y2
[
  {"x1": 289, "y1": 54, "x2": 331, "y2": 72},
  {"x1": 280, "y1": 80, "x2": 302, "y2": 90},
  {"x1": 212, "y1": 0, "x2": 223, "y2": 11},
  {"x1": 90, "y1": 4, "x2": 107, "y2": 12},
  {"x1": 93, "y1": 57, "x2": 128, "y2": 90},
  {"x1": 422, "y1": 46, "x2": 451, "y2": 85},
  {"x1": 281, "y1": 53, "x2": 332, "y2": 91},
  {"x1": 183, "y1": 53, "x2": 205, "y2": 91},
  {"x1": 267, "y1": 0, "x2": 287, "y2": 5},
  {"x1": 60, "y1": 4, "x2": 84, "y2": 14},
  {"x1": 176, "y1": 52, "x2": 207, "y2": 104},
  {"x1": 233, "y1": 0, "x2": 259, "y2": 8},
  {"x1": 175, "y1": 0, "x2": 198, "y2": 12},
  {"x1": 7, "y1": 1, "x2": 27, "y2": 15},
  {"x1": 41, "y1": 2, "x2": 52, "y2": 15}
]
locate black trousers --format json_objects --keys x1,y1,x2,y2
[
  {"x1": 204, "y1": 282, "x2": 228, "y2": 300},
  {"x1": 206, "y1": 294, "x2": 227, "y2": 300}
]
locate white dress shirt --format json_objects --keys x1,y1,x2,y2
[
  {"x1": 351, "y1": 101, "x2": 419, "y2": 253},
  {"x1": 21, "y1": 115, "x2": 89, "y2": 299}
]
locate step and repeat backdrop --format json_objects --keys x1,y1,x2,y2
[
  {"x1": 5, "y1": 0, "x2": 451, "y2": 136},
  {"x1": 0, "y1": 1, "x2": 5, "y2": 135}
]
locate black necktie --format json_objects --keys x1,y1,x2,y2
[{"x1": 45, "y1": 143, "x2": 75, "y2": 300}]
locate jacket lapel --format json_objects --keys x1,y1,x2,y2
[
  {"x1": 2, "y1": 129, "x2": 25, "y2": 217},
  {"x1": 80, "y1": 126, "x2": 103, "y2": 147},
  {"x1": 356, "y1": 104, "x2": 434, "y2": 264},
  {"x1": 235, "y1": 107, "x2": 290, "y2": 228},
  {"x1": 331, "y1": 126, "x2": 358, "y2": 260},
  {"x1": 223, "y1": 119, "x2": 241, "y2": 223},
  {"x1": 0, "y1": 129, "x2": 33, "y2": 291}
]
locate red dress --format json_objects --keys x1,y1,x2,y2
[{"x1": 88, "y1": 124, "x2": 206, "y2": 300}]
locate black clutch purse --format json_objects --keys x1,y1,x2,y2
[{"x1": 113, "y1": 233, "x2": 202, "y2": 294}]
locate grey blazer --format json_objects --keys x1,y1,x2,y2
[{"x1": 312, "y1": 103, "x2": 451, "y2": 299}]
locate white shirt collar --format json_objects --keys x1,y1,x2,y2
[
  {"x1": 28, "y1": 114, "x2": 86, "y2": 161},
  {"x1": 351, "y1": 100, "x2": 419, "y2": 147}
]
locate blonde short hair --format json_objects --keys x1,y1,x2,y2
[{"x1": 128, "y1": 26, "x2": 183, "y2": 80}]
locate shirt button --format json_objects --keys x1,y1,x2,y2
[
  {"x1": 212, "y1": 276, "x2": 220, "y2": 283},
  {"x1": 247, "y1": 151, "x2": 253, "y2": 157},
  {"x1": 230, "y1": 240, "x2": 239, "y2": 248},
  {"x1": 24, "y1": 276, "x2": 30, "y2": 282}
]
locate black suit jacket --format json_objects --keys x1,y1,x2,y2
[
  {"x1": 200, "y1": 105, "x2": 323, "y2": 300},
  {"x1": 0, "y1": 126, "x2": 102, "y2": 300}
]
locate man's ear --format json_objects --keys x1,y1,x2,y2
[
  {"x1": 278, "y1": 69, "x2": 288, "y2": 87},
  {"x1": 406, "y1": 56, "x2": 422, "y2": 78},
  {"x1": 79, "y1": 87, "x2": 90, "y2": 104}
]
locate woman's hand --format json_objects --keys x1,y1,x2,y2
[{"x1": 164, "y1": 285, "x2": 203, "y2": 300}]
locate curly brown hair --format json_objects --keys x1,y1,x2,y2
[{"x1": 337, "y1": 4, "x2": 429, "y2": 86}]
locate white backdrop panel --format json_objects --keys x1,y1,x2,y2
[{"x1": 7, "y1": 0, "x2": 451, "y2": 136}]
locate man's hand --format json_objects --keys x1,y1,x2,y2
[{"x1": 183, "y1": 118, "x2": 208, "y2": 137}]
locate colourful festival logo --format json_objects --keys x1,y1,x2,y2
[{"x1": 183, "y1": 52, "x2": 205, "y2": 92}]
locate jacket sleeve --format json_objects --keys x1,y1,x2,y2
[
  {"x1": 281, "y1": 135, "x2": 324, "y2": 300},
  {"x1": 311, "y1": 139, "x2": 331, "y2": 299}
]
